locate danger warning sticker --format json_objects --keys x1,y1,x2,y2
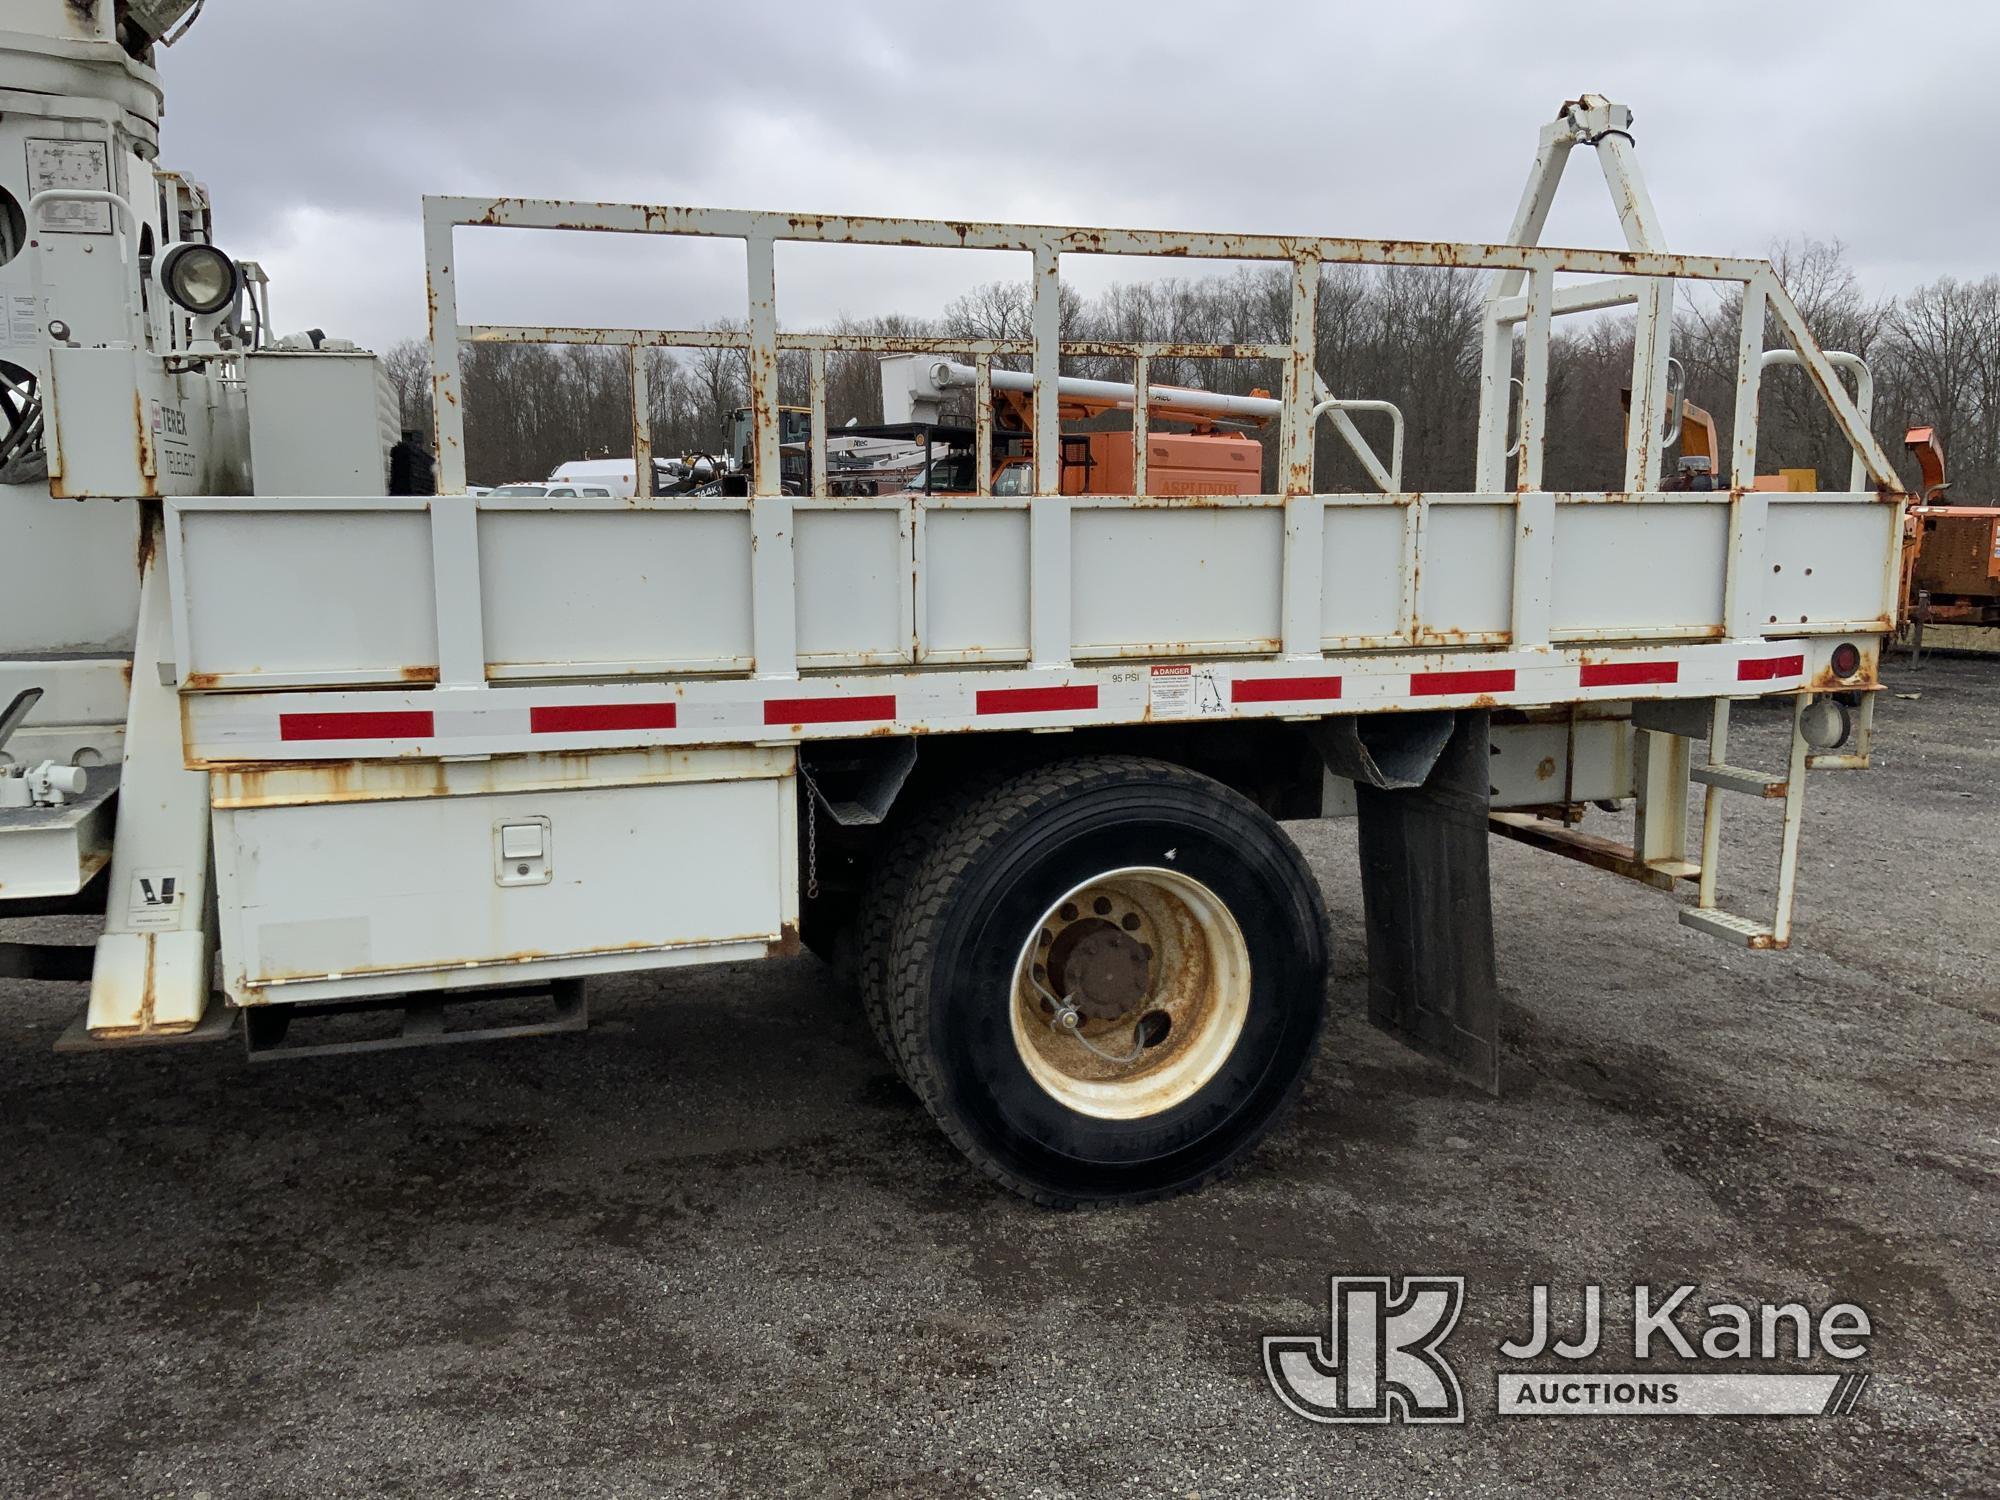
[
  {"x1": 1149, "y1": 664, "x2": 1224, "y2": 719},
  {"x1": 1149, "y1": 664, "x2": 1194, "y2": 717}
]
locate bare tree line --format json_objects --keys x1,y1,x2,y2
[{"x1": 383, "y1": 240, "x2": 2000, "y2": 497}]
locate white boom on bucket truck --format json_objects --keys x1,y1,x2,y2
[{"x1": 0, "y1": 3, "x2": 1906, "y2": 1204}]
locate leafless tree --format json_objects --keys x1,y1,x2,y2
[
  {"x1": 1882, "y1": 275, "x2": 2000, "y2": 495},
  {"x1": 382, "y1": 337, "x2": 432, "y2": 437}
]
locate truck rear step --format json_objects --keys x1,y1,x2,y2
[
  {"x1": 1494, "y1": 690, "x2": 1872, "y2": 952},
  {"x1": 1677, "y1": 908, "x2": 1783, "y2": 947},
  {"x1": 1690, "y1": 763, "x2": 1790, "y2": 798}
]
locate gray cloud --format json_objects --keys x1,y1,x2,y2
[{"x1": 158, "y1": 0, "x2": 1998, "y2": 352}]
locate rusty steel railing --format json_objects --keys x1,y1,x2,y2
[{"x1": 422, "y1": 200, "x2": 1902, "y2": 513}]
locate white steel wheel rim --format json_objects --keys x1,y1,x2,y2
[{"x1": 1009, "y1": 865, "x2": 1252, "y2": 1121}]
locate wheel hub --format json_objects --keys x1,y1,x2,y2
[
  {"x1": 1047, "y1": 919, "x2": 1150, "y2": 1019},
  {"x1": 1010, "y1": 867, "x2": 1252, "y2": 1120}
]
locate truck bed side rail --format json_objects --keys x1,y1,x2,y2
[{"x1": 163, "y1": 199, "x2": 1904, "y2": 702}]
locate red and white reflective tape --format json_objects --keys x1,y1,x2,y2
[
  {"x1": 1737, "y1": 653, "x2": 1805, "y2": 682},
  {"x1": 280, "y1": 709, "x2": 436, "y2": 742},
  {"x1": 204, "y1": 641, "x2": 1822, "y2": 763},
  {"x1": 529, "y1": 702, "x2": 677, "y2": 733},
  {"x1": 1230, "y1": 675, "x2": 1343, "y2": 705},
  {"x1": 975, "y1": 684, "x2": 1099, "y2": 715},
  {"x1": 1580, "y1": 660, "x2": 1678, "y2": 688},
  {"x1": 763, "y1": 693, "x2": 897, "y2": 727},
  {"x1": 1410, "y1": 667, "x2": 1515, "y2": 697}
]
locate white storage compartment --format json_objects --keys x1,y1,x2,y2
[
  {"x1": 211, "y1": 748, "x2": 796, "y2": 1003},
  {"x1": 245, "y1": 350, "x2": 394, "y2": 496}
]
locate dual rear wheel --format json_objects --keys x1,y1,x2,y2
[{"x1": 859, "y1": 756, "x2": 1328, "y2": 1207}]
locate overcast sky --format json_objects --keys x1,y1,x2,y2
[{"x1": 160, "y1": 0, "x2": 1997, "y2": 353}]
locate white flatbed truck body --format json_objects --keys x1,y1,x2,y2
[{"x1": 0, "y1": 4, "x2": 1906, "y2": 1201}]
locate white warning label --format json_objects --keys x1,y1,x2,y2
[
  {"x1": 8, "y1": 293, "x2": 38, "y2": 347},
  {"x1": 128, "y1": 868, "x2": 188, "y2": 929},
  {"x1": 1149, "y1": 664, "x2": 1225, "y2": 719},
  {"x1": 1149, "y1": 663, "x2": 1194, "y2": 718},
  {"x1": 26, "y1": 139, "x2": 111, "y2": 234}
]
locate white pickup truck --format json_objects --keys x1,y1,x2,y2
[{"x1": 0, "y1": 1, "x2": 1902, "y2": 1205}]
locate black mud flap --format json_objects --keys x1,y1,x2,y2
[{"x1": 1351, "y1": 710, "x2": 1500, "y2": 1093}]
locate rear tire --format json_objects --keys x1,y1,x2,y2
[
  {"x1": 855, "y1": 771, "x2": 1009, "y2": 1084},
  {"x1": 854, "y1": 804, "x2": 960, "y2": 1085},
  {"x1": 885, "y1": 756, "x2": 1328, "y2": 1206}
]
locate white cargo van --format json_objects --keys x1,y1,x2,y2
[{"x1": 547, "y1": 458, "x2": 694, "y2": 497}]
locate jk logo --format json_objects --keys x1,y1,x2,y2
[{"x1": 1264, "y1": 1276, "x2": 1465, "y2": 1424}]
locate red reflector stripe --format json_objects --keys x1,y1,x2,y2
[
  {"x1": 1410, "y1": 668, "x2": 1516, "y2": 697},
  {"x1": 975, "y1": 685, "x2": 1098, "y2": 715},
  {"x1": 1738, "y1": 654, "x2": 1805, "y2": 681},
  {"x1": 1231, "y1": 675, "x2": 1344, "y2": 704},
  {"x1": 1580, "y1": 660, "x2": 1679, "y2": 688},
  {"x1": 530, "y1": 702, "x2": 677, "y2": 733},
  {"x1": 278, "y1": 710, "x2": 434, "y2": 742},
  {"x1": 763, "y1": 694, "x2": 897, "y2": 725}
]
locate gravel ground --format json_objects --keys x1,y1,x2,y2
[{"x1": 1, "y1": 658, "x2": 1995, "y2": 1499}]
